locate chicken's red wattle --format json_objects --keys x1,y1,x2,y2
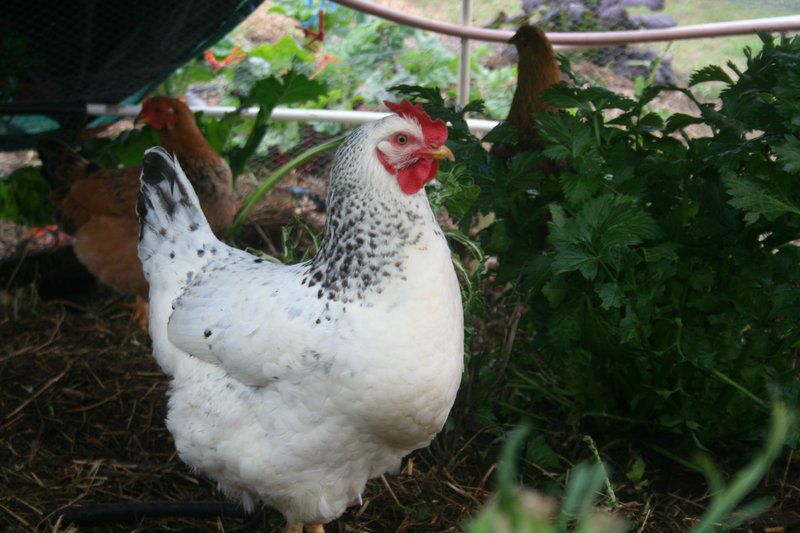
[{"x1": 397, "y1": 158, "x2": 438, "y2": 194}]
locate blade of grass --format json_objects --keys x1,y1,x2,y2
[
  {"x1": 691, "y1": 403, "x2": 793, "y2": 533},
  {"x1": 228, "y1": 134, "x2": 346, "y2": 236}
]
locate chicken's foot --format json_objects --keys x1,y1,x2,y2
[{"x1": 285, "y1": 523, "x2": 324, "y2": 533}]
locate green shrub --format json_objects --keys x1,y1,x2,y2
[{"x1": 399, "y1": 34, "x2": 800, "y2": 453}]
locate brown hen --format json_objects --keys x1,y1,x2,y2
[
  {"x1": 491, "y1": 24, "x2": 561, "y2": 159},
  {"x1": 37, "y1": 97, "x2": 236, "y2": 327}
]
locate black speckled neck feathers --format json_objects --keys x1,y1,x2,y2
[{"x1": 301, "y1": 124, "x2": 437, "y2": 304}]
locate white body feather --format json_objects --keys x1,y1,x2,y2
[{"x1": 138, "y1": 116, "x2": 463, "y2": 524}]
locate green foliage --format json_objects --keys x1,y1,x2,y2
[
  {"x1": 157, "y1": 35, "x2": 327, "y2": 179},
  {"x1": 466, "y1": 426, "x2": 626, "y2": 533},
  {"x1": 320, "y1": 19, "x2": 458, "y2": 108},
  {"x1": 468, "y1": 405, "x2": 794, "y2": 533},
  {"x1": 80, "y1": 126, "x2": 161, "y2": 167},
  {"x1": 230, "y1": 134, "x2": 345, "y2": 236},
  {"x1": 0, "y1": 166, "x2": 52, "y2": 226},
  {"x1": 692, "y1": 403, "x2": 795, "y2": 532},
  {"x1": 224, "y1": 70, "x2": 326, "y2": 178},
  {"x1": 397, "y1": 34, "x2": 800, "y2": 454},
  {"x1": 189, "y1": 36, "x2": 327, "y2": 178}
]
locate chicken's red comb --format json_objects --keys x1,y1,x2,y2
[{"x1": 384, "y1": 99, "x2": 448, "y2": 146}]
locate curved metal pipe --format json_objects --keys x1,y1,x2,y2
[{"x1": 334, "y1": 0, "x2": 800, "y2": 46}]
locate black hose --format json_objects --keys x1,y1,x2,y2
[{"x1": 50, "y1": 500, "x2": 250, "y2": 525}]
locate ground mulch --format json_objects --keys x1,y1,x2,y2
[
  {"x1": 1, "y1": 264, "x2": 798, "y2": 533},
  {"x1": 0, "y1": 291, "x2": 492, "y2": 532}
]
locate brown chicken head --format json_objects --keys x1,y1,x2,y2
[{"x1": 136, "y1": 96, "x2": 189, "y2": 131}]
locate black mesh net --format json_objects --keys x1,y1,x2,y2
[{"x1": 0, "y1": 0, "x2": 261, "y2": 149}]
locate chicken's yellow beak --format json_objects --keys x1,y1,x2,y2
[
  {"x1": 427, "y1": 145, "x2": 455, "y2": 162},
  {"x1": 135, "y1": 97, "x2": 153, "y2": 127},
  {"x1": 134, "y1": 111, "x2": 150, "y2": 127}
]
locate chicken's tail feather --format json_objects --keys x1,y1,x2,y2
[
  {"x1": 36, "y1": 138, "x2": 97, "y2": 192},
  {"x1": 137, "y1": 147, "x2": 217, "y2": 290}
]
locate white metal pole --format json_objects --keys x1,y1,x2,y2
[
  {"x1": 457, "y1": 0, "x2": 473, "y2": 108},
  {"x1": 84, "y1": 104, "x2": 500, "y2": 134}
]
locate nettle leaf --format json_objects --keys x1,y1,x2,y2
[
  {"x1": 249, "y1": 35, "x2": 312, "y2": 71},
  {"x1": 582, "y1": 195, "x2": 660, "y2": 249},
  {"x1": 521, "y1": 254, "x2": 554, "y2": 294},
  {"x1": 486, "y1": 220, "x2": 513, "y2": 253},
  {"x1": 636, "y1": 112, "x2": 665, "y2": 131},
  {"x1": 560, "y1": 170, "x2": 599, "y2": 205},
  {"x1": 280, "y1": 73, "x2": 327, "y2": 105},
  {"x1": 643, "y1": 243, "x2": 679, "y2": 263},
  {"x1": 552, "y1": 244, "x2": 599, "y2": 279},
  {"x1": 540, "y1": 82, "x2": 590, "y2": 110},
  {"x1": 541, "y1": 83, "x2": 635, "y2": 112},
  {"x1": 550, "y1": 196, "x2": 658, "y2": 280},
  {"x1": 690, "y1": 64, "x2": 734, "y2": 86},
  {"x1": 665, "y1": 113, "x2": 706, "y2": 134},
  {"x1": 390, "y1": 84, "x2": 483, "y2": 138},
  {"x1": 482, "y1": 122, "x2": 518, "y2": 145},
  {"x1": 773, "y1": 135, "x2": 800, "y2": 174},
  {"x1": 723, "y1": 172, "x2": 800, "y2": 223},
  {"x1": 536, "y1": 113, "x2": 596, "y2": 160},
  {"x1": 548, "y1": 295, "x2": 585, "y2": 347},
  {"x1": 637, "y1": 84, "x2": 665, "y2": 108},
  {"x1": 549, "y1": 203, "x2": 567, "y2": 229},
  {"x1": 510, "y1": 151, "x2": 540, "y2": 178},
  {"x1": 581, "y1": 86, "x2": 637, "y2": 112},
  {"x1": 390, "y1": 84, "x2": 444, "y2": 106},
  {"x1": 596, "y1": 282, "x2": 625, "y2": 309},
  {"x1": 541, "y1": 143, "x2": 571, "y2": 161},
  {"x1": 429, "y1": 164, "x2": 480, "y2": 220},
  {"x1": 525, "y1": 433, "x2": 560, "y2": 469}
]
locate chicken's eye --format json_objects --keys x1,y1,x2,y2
[{"x1": 396, "y1": 134, "x2": 408, "y2": 145}]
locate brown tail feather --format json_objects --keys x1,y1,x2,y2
[
  {"x1": 36, "y1": 138, "x2": 101, "y2": 233},
  {"x1": 36, "y1": 138, "x2": 97, "y2": 192}
]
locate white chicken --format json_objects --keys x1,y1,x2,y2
[{"x1": 136, "y1": 100, "x2": 463, "y2": 532}]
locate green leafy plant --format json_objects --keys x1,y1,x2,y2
[
  {"x1": 467, "y1": 404, "x2": 793, "y2": 533},
  {"x1": 396, "y1": 34, "x2": 800, "y2": 455},
  {"x1": 223, "y1": 70, "x2": 326, "y2": 178},
  {"x1": 0, "y1": 166, "x2": 52, "y2": 226},
  {"x1": 467, "y1": 425, "x2": 626, "y2": 533},
  {"x1": 692, "y1": 403, "x2": 795, "y2": 532}
]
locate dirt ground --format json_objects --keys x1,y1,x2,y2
[
  {"x1": 2, "y1": 276, "x2": 799, "y2": 532},
  {"x1": 0, "y1": 289, "x2": 491, "y2": 532}
]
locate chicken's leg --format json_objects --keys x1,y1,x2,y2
[
  {"x1": 134, "y1": 295, "x2": 149, "y2": 331},
  {"x1": 306, "y1": 525, "x2": 324, "y2": 533}
]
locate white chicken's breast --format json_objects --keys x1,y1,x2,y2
[{"x1": 137, "y1": 109, "x2": 463, "y2": 527}]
